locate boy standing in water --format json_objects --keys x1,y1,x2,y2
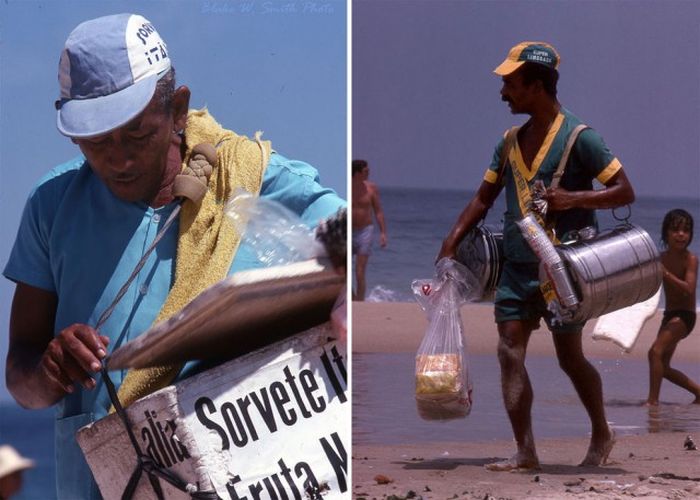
[{"x1": 646, "y1": 209, "x2": 700, "y2": 405}]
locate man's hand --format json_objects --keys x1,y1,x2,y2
[
  {"x1": 40, "y1": 324, "x2": 109, "y2": 394},
  {"x1": 7, "y1": 283, "x2": 109, "y2": 408},
  {"x1": 436, "y1": 239, "x2": 457, "y2": 263},
  {"x1": 543, "y1": 186, "x2": 576, "y2": 212},
  {"x1": 379, "y1": 231, "x2": 388, "y2": 248},
  {"x1": 315, "y1": 208, "x2": 347, "y2": 273},
  {"x1": 541, "y1": 169, "x2": 635, "y2": 213}
]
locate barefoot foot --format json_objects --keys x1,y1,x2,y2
[
  {"x1": 485, "y1": 452, "x2": 540, "y2": 472},
  {"x1": 579, "y1": 428, "x2": 616, "y2": 466}
]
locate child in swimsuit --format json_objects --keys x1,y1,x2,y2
[{"x1": 645, "y1": 209, "x2": 700, "y2": 405}]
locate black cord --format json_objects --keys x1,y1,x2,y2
[{"x1": 90, "y1": 198, "x2": 218, "y2": 499}]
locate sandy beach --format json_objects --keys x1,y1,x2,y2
[{"x1": 351, "y1": 302, "x2": 700, "y2": 499}]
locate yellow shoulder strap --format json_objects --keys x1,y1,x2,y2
[{"x1": 496, "y1": 126, "x2": 519, "y2": 186}]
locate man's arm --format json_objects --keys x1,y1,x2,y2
[
  {"x1": 544, "y1": 168, "x2": 635, "y2": 211},
  {"x1": 260, "y1": 154, "x2": 345, "y2": 228},
  {"x1": 438, "y1": 180, "x2": 502, "y2": 261},
  {"x1": 369, "y1": 182, "x2": 388, "y2": 247},
  {"x1": 6, "y1": 283, "x2": 108, "y2": 409}
]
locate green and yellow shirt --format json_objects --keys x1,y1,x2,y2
[{"x1": 483, "y1": 108, "x2": 622, "y2": 263}]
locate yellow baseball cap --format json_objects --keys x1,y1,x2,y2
[{"x1": 494, "y1": 41, "x2": 560, "y2": 76}]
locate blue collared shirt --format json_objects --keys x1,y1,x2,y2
[{"x1": 3, "y1": 151, "x2": 344, "y2": 499}]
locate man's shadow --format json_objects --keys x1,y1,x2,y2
[{"x1": 395, "y1": 457, "x2": 627, "y2": 476}]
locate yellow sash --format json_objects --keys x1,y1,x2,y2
[{"x1": 509, "y1": 144, "x2": 557, "y2": 242}]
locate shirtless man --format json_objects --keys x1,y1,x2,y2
[{"x1": 352, "y1": 159, "x2": 387, "y2": 301}]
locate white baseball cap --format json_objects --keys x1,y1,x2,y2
[{"x1": 56, "y1": 13, "x2": 171, "y2": 138}]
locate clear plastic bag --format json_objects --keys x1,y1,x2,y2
[
  {"x1": 225, "y1": 188, "x2": 325, "y2": 266},
  {"x1": 411, "y1": 258, "x2": 477, "y2": 420}
]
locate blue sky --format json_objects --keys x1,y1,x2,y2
[
  {"x1": 0, "y1": 0, "x2": 346, "y2": 402},
  {"x1": 353, "y1": 0, "x2": 700, "y2": 200},
  {"x1": 2, "y1": 0, "x2": 700, "y2": 403}
]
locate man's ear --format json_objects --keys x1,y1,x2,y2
[
  {"x1": 533, "y1": 79, "x2": 545, "y2": 95},
  {"x1": 172, "y1": 85, "x2": 191, "y2": 132}
]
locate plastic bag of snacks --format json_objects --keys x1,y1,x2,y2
[{"x1": 411, "y1": 258, "x2": 478, "y2": 420}]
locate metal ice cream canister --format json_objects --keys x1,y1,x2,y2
[
  {"x1": 556, "y1": 223, "x2": 662, "y2": 323},
  {"x1": 455, "y1": 225, "x2": 503, "y2": 301},
  {"x1": 456, "y1": 222, "x2": 662, "y2": 322}
]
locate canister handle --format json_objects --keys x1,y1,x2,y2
[{"x1": 612, "y1": 204, "x2": 632, "y2": 224}]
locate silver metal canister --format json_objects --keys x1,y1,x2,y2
[
  {"x1": 557, "y1": 224, "x2": 662, "y2": 323},
  {"x1": 455, "y1": 226, "x2": 503, "y2": 301}
]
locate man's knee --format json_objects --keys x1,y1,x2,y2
[
  {"x1": 496, "y1": 321, "x2": 529, "y2": 369},
  {"x1": 557, "y1": 353, "x2": 588, "y2": 376},
  {"x1": 355, "y1": 254, "x2": 368, "y2": 273},
  {"x1": 553, "y1": 334, "x2": 589, "y2": 375}
]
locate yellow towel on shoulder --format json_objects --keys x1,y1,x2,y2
[{"x1": 114, "y1": 109, "x2": 271, "y2": 409}]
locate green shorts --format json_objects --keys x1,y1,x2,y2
[{"x1": 494, "y1": 261, "x2": 584, "y2": 334}]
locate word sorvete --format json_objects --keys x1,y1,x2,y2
[{"x1": 137, "y1": 344, "x2": 348, "y2": 499}]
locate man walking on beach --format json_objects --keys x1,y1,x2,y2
[
  {"x1": 3, "y1": 14, "x2": 344, "y2": 499},
  {"x1": 438, "y1": 41, "x2": 635, "y2": 470},
  {"x1": 352, "y1": 159, "x2": 388, "y2": 301}
]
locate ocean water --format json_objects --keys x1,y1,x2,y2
[
  {"x1": 360, "y1": 187, "x2": 700, "y2": 306},
  {"x1": 353, "y1": 352, "x2": 700, "y2": 446},
  {"x1": 0, "y1": 404, "x2": 55, "y2": 499},
  {"x1": 2, "y1": 189, "x2": 697, "y2": 499},
  {"x1": 354, "y1": 188, "x2": 700, "y2": 448}
]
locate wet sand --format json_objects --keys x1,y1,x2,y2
[
  {"x1": 352, "y1": 302, "x2": 700, "y2": 499},
  {"x1": 352, "y1": 302, "x2": 699, "y2": 361}
]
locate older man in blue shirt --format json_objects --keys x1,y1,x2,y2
[{"x1": 3, "y1": 13, "x2": 344, "y2": 499}]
